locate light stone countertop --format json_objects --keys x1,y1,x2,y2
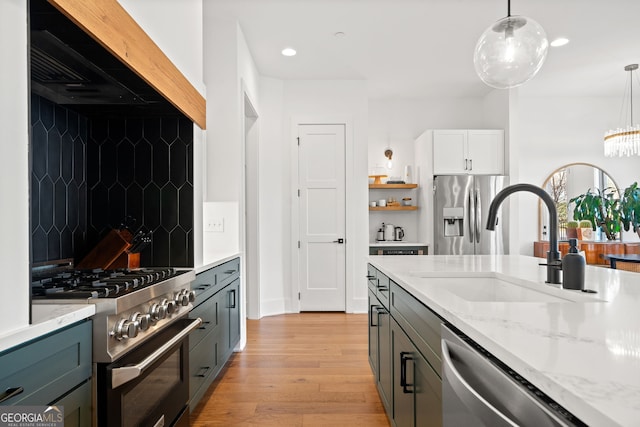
[
  {"x1": 195, "y1": 252, "x2": 242, "y2": 274},
  {"x1": 368, "y1": 254, "x2": 640, "y2": 427},
  {"x1": 0, "y1": 304, "x2": 95, "y2": 353}
]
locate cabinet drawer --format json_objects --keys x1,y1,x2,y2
[
  {"x1": 192, "y1": 268, "x2": 217, "y2": 301},
  {"x1": 367, "y1": 264, "x2": 378, "y2": 294},
  {"x1": 376, "y1": 271, "x2": 390, "y2": 309},
  {"x1": 0, "y1": 321, "x2": 92, "y2": 406},
  {"x1": 189, "y1": 295, "x2": 219, "y2": 350},
  {"x1": 189, "y1": 329, "x2": 218, "y2": 405},
  {"x1": 192, "y1": 257, "x2": 241, "y2": 301},
  {"x1": 390, "y1": 282, "x2": 443, "y2": 377},
  {"x1": 216, "y1": 258, "x2": 240, "y2": 286},
  {"x1": 53, "y1": 380, "x2": 92, "y2": 427}
]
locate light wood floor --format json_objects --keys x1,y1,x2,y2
[{"x1": 190, "y1": 313, "x2": 390, "y2": 426}]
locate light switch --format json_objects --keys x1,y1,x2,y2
[{"x1": 205, "y1": 217, "x2": 224, "y2": 232}]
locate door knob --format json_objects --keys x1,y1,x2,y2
[{"x1": 333, "y1": 238, "x2": 344, "y2": 244}]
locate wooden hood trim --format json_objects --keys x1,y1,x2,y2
[{"x1": 48, "y1": 0, "x2": 206, "y2": 129}]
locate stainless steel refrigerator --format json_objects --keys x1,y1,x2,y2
[{"x1": 434, "y1": 175, "x2": 509, "y2": 255}]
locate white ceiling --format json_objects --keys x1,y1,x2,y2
[{"x1": 209, "y1": 0, "x2": 640, "y2": 100}]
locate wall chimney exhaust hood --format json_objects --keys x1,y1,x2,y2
[
  {"x1": 31, "y1": 29, "x2": 151, "y2": 106},
  {"x1": 30, "y1": 0, "x2": 206, "y2": 126}
]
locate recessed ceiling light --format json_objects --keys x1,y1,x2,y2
[
  {"x1": 334, "y1": 32, "x2": 346, "y2": 38},
  {"x1": 550, "y1": 37, "x2": 570, "y2": 47},
  {"x1": 281, "y1": 47, "x2": 297, "y2": 57}
]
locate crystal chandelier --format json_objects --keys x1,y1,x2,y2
[
  {"x1": 473, "y1": 0, "x2": 548, "y2": 89},
  {"x1": 604, "y1": 64, "x2": 640, "y2": 157}
]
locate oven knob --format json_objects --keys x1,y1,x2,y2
[
  {"x1": 174, "y1": 290, "x2": 185, "y2": 305},
  {"x1": 158, "y1": 304, "x2": 168, "y2": 319},
  {"x1": 131, "y1": 312, "x2": 150, "y2": 331},
  {"x1": 149, "y1": 303, "x2": 167, "y2": 321},
  {"x1": 187, "y1": 290, "x2": 196, "y2": 303},
  {"x1": 166, "y1": 299, "x2": 177, "y2": 315},
  {"x1": 177, "y1": 291, "x2": 189, "y2": 306},
  {"x1": 113, "y1": 319, "x2": 138, "y2": 340},
  {"x1": 159, "y1": 298, "x2": 174, "y2": 316}
]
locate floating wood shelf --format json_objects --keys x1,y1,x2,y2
[
  {"x1": 369, "y1": 206, "x2": 418, "y2": 211},
  {"x1": 369, "y1": 184, "x2": 418, "y2": 189}
]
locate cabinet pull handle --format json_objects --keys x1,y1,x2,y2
[
  {"x1": 464, "y1": 159, "x2": 468, "y2": 170},
  {"x1": 378, "y1": 286, "x2": 389, "y2": 293},
  {"x1": 0, "y1": 387, "x2": 24, "y2": 403},
  {"x1": 224, "y1": 270, "x2": 235, "y2": 274},
  {"x1": 196, "y1": 366, "x2": 211, "y2": 377},
  {"x1": 229, "y1": 289, "x2": 236, "y2": 308},
  {"x1": 469, "y1": 159, "x2": 473, "y2": 171},
  {"x1": 400, "y1": 352, "x2": 414, "y2": 394},
  {"x1": 366, "y1": 275, "x2": 375, "y2": 280},
  {"x1": 369, "y1": 306, "x2": 380, "y2": 327},
  {"x1": 197, "y1": 283, "x2": 212, "y2": 290},
  {"x1": 197, "y1": 321, "x2": 211, "y2": 330}
]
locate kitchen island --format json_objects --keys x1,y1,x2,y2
[{"x1": 369, "y1": 254, "x2": 640, "y2": 427}]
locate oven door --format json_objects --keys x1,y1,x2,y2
[{"x1": 98, "y1": 317, "x2": 202, "y2": 427}]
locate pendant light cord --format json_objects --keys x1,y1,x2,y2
[
  {"x1": 507, "y1": 0, "x2": 511, "y2": 17},
  {"x1": 631, "y1": 68, "x2": 634, "y2": 125}
]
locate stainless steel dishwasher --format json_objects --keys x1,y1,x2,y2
[{"x1": 441, "y1": 324, "x2": 587, "y2": 427}]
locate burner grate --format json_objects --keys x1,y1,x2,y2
[{"x1": 31, "y1": 267, "x2": 179, "y2": 299}]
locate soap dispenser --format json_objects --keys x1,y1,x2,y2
[{"x1": 562, "y1": 238, "x2": 585, "y2": 290}]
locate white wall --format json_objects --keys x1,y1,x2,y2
[
  {"x1": 368, "y1": 95, "x2": 509, "y2": 249},
  {"x1": 261, "y1": 79, "x2": 368, "y2": 312},
  {"x1": 516, "y1": 95, "x2": 640, "y2": 255},
  {"x1": 202, "y1": 12, "x2": 261, "y2": 347},
  {"x1": 202, "y1": 17, "x2": 260, "y2": 204},
  {"x1": 118, "y1": 0, "x2": 205, "y2": 95},
  {"x1": 257, "y1": 77, "x2": 287, "y2": 316},
  {"x1": 0, "y1": 0, "x2": 30, "y2": 334}
]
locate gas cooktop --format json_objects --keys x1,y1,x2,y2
[{"x1": 31, "y1": 266, "x2": 185, "y2": 299}]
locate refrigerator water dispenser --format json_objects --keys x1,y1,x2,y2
[{"x1": 443, "y1": 207, "x2": 464, "y2": 237}]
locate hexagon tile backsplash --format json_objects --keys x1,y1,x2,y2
[{"x1": 31, "y1": 95, "x2": 194, "y2": 267}]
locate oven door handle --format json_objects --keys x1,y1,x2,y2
[{"x1": 111, "y1": 318, "x2": 203, "y2": 389}]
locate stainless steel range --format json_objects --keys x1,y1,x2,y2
[{"x1": 32, "y1": 259, "x2": 201, "y2": 427}]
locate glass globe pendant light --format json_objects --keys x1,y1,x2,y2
[{"x1": 474, "y1": 0, "x2": 549, "y2": 89}]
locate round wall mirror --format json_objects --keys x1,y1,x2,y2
[{"x1": 539, "y1": 163, "x2": 619, "y2": 242}]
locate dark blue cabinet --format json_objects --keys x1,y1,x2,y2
[
  {"x1": 189, "y1": 258, "x2": 241, "y2": 411},
  {"x1": 0, "y1": 320, "x2": 92, "y2": 426}
]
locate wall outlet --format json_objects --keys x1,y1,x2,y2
[{"x1": 205, "y1": 217, "x2": 224, "y2": 232}]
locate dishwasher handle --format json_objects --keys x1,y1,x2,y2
[{"x1": 442, "y1": 338, "x2": 518, "y2": 427}]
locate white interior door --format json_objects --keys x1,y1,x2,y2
[{"x1": 298, "y1": 124, "x2": 346, "y2": 311}]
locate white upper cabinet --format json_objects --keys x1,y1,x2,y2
[{"x1": 433, "y1": 129, "x2": 504, "y2": 175}]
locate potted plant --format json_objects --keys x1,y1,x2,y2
[
  {"x1": 579, "y1": 219, "x2": 593, "y2": 240},
  {"x1": 566, "y1": 221, "x2": 579, "y2": 239},
  {"x1": 569, "y1": 187, "x2": 621, "y2": 241},
  {"x1": 620, "y1": 182, "x2": 640, "y2": 238}
]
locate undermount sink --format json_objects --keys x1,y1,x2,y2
[
  {"x1": 443, "y1": 278, "x2": 572, "y2": 302},
  {"x1": 409, "y1": 272, "x2": 606, "y2": 303}
]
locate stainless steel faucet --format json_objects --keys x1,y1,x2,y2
[{"x1": 486, "y1": 183, "x2": 562, "y2": 284}]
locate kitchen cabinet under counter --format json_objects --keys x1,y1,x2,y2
[
  {"x1": 368, "y1": 254, "x2": 640, "y2": 427},
  {"x1": 0, "y1": 319, "x2": 92, "y2": 426},
  {"x1": 189, "y1": 256, "x2": 241, "y2": 411}
]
